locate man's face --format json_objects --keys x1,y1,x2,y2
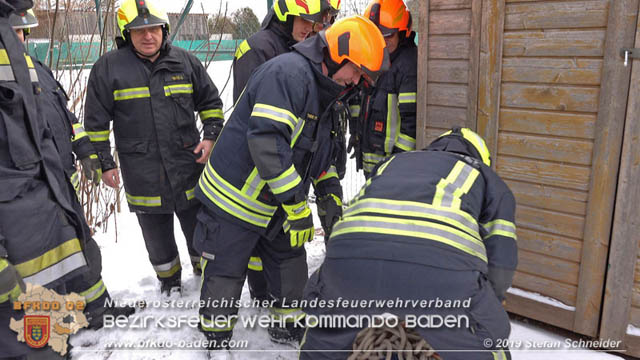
[
  {"x1": 292, "y1": 16, "x2": 313, "y2": 42},
  {"x1": 14, "y1": 29, "x2": 25, "y2": 43},
  {"x1": 385, "y1": 32, "x2": 400, "y2": 54},
  {"x1": 129, "y1": 26, "x2": 163, "y2": 57},
  {"x1": 331, "y1": 62, "x2": 366, "y2": 87}
]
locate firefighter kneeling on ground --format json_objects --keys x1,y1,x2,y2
[
  {"x1": 194, "y1": 15, "x2": 389, "y2": 349},
  {"x1": 300, "y1": 128, "x2": 518, "y2": 360}
]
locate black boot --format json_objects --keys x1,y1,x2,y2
[
  {"x1": 268, "y1": 322, "x2": 305, "y2": 345},
  {"x1": 160, "y1": 277, "x2": 182, "y2": 297},
  {"x1": 199, "y1": 324, "x2": 232, "y2": 350}
]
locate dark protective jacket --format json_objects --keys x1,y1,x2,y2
[
  {"x1": 34, "y1": 59, "x2": 95, "y2": 190},
  {"x1": 196, "y1": 34, "x2": 345, "y2": 236},
  {"x1": 232, "y1": 12, "x2": 294, "y2": 103},
  {"x1": 85, "y1": 42, "x2": 224, "y2": 213},
  {"x1": 0, "y1": 12, "x2": 89, "y2": 292},
  {"x1": 350, "y1": 35, "x2": 417, "y2": 174},
  {"x1": 329, "y1": 150, "x2": 518, "y2": 296}
]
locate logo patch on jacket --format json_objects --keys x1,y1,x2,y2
[
  {"x1": 171, "y1": 75, "x2": 185, "y2": 81},
  {"x1": 306, "y1": 113, "x2": 318, "y2": 121},
  {"x1": 374, "y1": 121, "x2": 384, "y2": 132}
]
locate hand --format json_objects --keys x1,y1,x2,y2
[
  {"x1": 102, "y1": 168, "x2": 120, "y2": 188},
  {"x1": 282, "y1": 200, "x2": 314, "y2": 248},
  {"x1": 0, "y1": 258, "x2": 26, "y2": 303},
  {"x1": 194, "y1": 140, "x2": 214, "y2": 164},
  {"x1": 316, "y1": 194, "x2": 342, "y2": 241},
  {"x1": 80, "y1": 154, "x2": 102, "y2": 185}
]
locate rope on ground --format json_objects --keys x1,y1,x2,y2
[{"x1": 348, "y1": 322, "x2": 441, "y2": 360}]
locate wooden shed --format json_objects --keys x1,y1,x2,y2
[{"x1": 415, "y1": 0, "x2": 640, "y2": 356}]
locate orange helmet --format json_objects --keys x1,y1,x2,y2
[
  {"x1": 322, "y1": 15, "x2": 390, "y2": 84},
  {"x1": 364, "y1": 0, "x2": 412, "y2": 37}
]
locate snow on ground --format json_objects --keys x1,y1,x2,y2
[{"x1": 62, "y1": 60, "x2": 624, "y2": 359}]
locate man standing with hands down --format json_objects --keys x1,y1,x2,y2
[
  {"x1": 194, "y1": 16, "x2": 389, "y2": 348},
  {"x1": 84, "y1": 0, "x2": 224, "y2": 296}
]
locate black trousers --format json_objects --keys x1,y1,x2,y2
[{"x1": 135, "y1": 205, "x2": 200, "y2": 284}]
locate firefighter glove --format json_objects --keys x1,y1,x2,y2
[
  {"x1": 316, "y1": 193, "x2": 342, "y2": 240},
  {"x1": 0, "y1": 258, "x2": 26, "y2": 304},
  {"x1": 80, "y1": 154, "x2": 102, "y2": 185},
  {"x1": 282, "y1": 200, "x2": 314, "y2": 248}
]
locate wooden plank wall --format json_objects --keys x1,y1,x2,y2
[
  {"x1": 497, "y1": 0, "x2": 609, "y2": 326},
  {"x1": 421, "y1": 0, "x2": 482, "y2": 145}
]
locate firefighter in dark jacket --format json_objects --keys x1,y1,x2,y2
[
  {"x1": 1, "y1": 0, "x2": 119, "y2": 356},
  {"x1": 232, "y1": 0, "x2": 333, "y2": 103},
  {"x1": 10, "y1": 9, "x2": 133, "y2": 332},
  {"x1": 233, "y1": 0, "x2": 337, "y2": 305},
  {"x1": 84, "y1": 0, "x2": 224, "y2": 295},
  {"x1": 195, "y1": 16, "x2": 389, "y2": 348},
  {"x1": 349, "y1": 0, "x2": 417, "y2": 177},
  {"x1": 301, "y1": 128, "x2": 517, "y2": 360},
  {"x1": 10, "y1": 10, "x2": 101, "y2": 193}
]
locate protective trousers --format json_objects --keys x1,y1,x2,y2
[
  {"x1": 300, "y1": 258, "x2": 511, "y2": 360},
  {"x1": 195, "y1": 206, "x2": 307, "y2": 335},
  {"x1": 135, "y1": 204, "x2": 201, "y2": 286}
]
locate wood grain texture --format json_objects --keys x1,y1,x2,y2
[
  {"x1": 430, "y1": 0, "x2": 472, "y2": 10},
  {"x1": 505, "y1": 293, "x2": 575, "y2": 332},
  {"x1": 426, "y1": 106, "x2": 468, "y2": 128},
  {"x1": 498, "y1": 132, "x2": 594, "y2": 165},
  {"x1": 575, "y1": 0, "x2": 639, "y2": 337},
  {"x1": 499, "y1": 108, "x2": 596, "y2": 140},
  {"x1": 513, "y1": 271, "x2": 577, "y2": 306},
  {"x1": 467, "y1": 0, "x2": 482, "y2": 130},
  {"x1": 416, "y1": 0, "x2": 429, "y2": 150},
  {"x1": 518, "y1": 249, "x2": 581, "y2": 285},
  {"x1": 503, "y1": 29, "x2": 606, "y2": 57},
  {"x1": 501, "y1": 83, "x2": 600, "y2": 113},
  {"x1": 429, "y1": 9, "x2": 472, "y2": 34},
  {"x1": 505, "y1": 0, "x2": 609, "y2": 30},
  {"x1": 599, "y1": 0, "x2": 640, "y2": 342},
  {"x1": 517, "y1": 227, "x2": 583, "y2": 263},
  {"x1": 429, "y1": 35, "x2": 471, "y2": 59},
  {"x1": 497, "y1": 156, "x2": 591, "y2": 191},
  {"x1": 428, "y1": 60, "x2": 470, "y2": 83},
  {"x1": 502, "y1": 58, "x2": 602, "y2": 85},
  {"x1": 428, "y1": 83, "x2": 468, "y2": 107},
  {"x1": 506, "y1": 179, "x2": 588, "y2": 216},
  {"x1": 516, "y1": 204, "x2": 585, "y2": 240}
]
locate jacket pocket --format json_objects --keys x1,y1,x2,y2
[{"x1": 116, "y1": 138, "x2": 149, "y2": 154}]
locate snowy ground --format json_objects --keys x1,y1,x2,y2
[{"x1": 61, "y1": 60, "x2": 626, "y2": 359}]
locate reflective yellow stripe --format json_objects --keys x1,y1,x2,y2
[
  {"x1": 24, "y1": 54, "x2": 34, "y2": 68},
  {"x1": 313, "y1": 165, "x2": 338, "y2": 185},
  {"x1": 153, "y1": 256, "x2": 181, "y2": 278},
  {"x1": 164, "y1": 83, "x2": 193, "y2": 96},
  {"x1": 376, "y1": 156, "x2": 395, "y2": 175},
  {"x1": 385, "y1": 93, "x2": 400, "y2": 154},
  {"x1": 79, "y1": 279, "x2": 106, "y2": 303},
  {"x1": 251, "y1": 103, "x2": 298, "y2": 131},
  {"x1": 0, "y1": 283, "x2": 22, "y2": 303},
  {"x1": 349, "y1": 104, "x2": 361, "y2": 117},
  {"x1": 270, "y1": 307, "x2": 306, "y2": 322},
  {"x1": 0, "y1": 49, "x2": 9, "y2": 64},
  {"x1": 186, "y1": 187, "x2": 195, "y2": 200},
  {"x1": 87, "y1": 130, "x2": 110, "y2": 142},
  {"x1": 72, "y1": 123, "x2": 88, "y2": 141},
  {"x1": 248, "y1": 256, "x2": 263, "y2": 271},
  {"x1": 332, "y1": 215, "x2": 488, "y2": 262},
  {"x1": 201, "y1": 314, "x2": 236, "y2": 332},
  {"x1": 398, "y1": 92, "x2": 417, "y2": 104},
  {"x1": 493, "y1": 349, "x2": 507, "y2": 360},
  {"x1": 432, "y1": 161, "x2": 479, "y2": 209},
  {"x1": 113, "y1": 87, "x2": 150, "y2": 101},
  {"x1": 200, "y1": 108, "x2": 224, "y2": 120},
  {"x1": 15, "y1": 238, "x2": 87, "y2": 285},
  {"x1": 343, "y1": 198, "x2": 481, "y2": 241},
  {"x1": 396, "y1": 133, "x2": 416, "y2": 152},
  {"x1": 482, "y1": 219, "x2": 517, "y2": 240},
  {"x1": 126, "y1": 193, "x2": 162, "y2": 207},
  {"x1": 25, "y1": 55, "x2": 38, "y2": 82},
  {"x1": 234, "y1": 39, "x2": 251, "y2": 60},
  {"x1": 70, "y1": 171, "x2": 80, "y2": 195},
  {"x1": 265, "y1": 165, "x2": 301, "y2": 195},
  {"x1": 241, "y1": 167, "x2": 266, "y2": 199}
]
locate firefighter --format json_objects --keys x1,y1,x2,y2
[
  {"x1": 1, "y1": 0, "x2": 118, "y2": 356},
  {"x1": 349, "y1": 0, "x2": 417, "y2": 178},
  {"x1": 84, "y1": 0, "x2": 224, "y2": 296},
  {"x1": 233, "y1": 0, "x2": 338, "y2": 304},
  {"x1": 232, "y1": 0, "x2": 333, "y2": 103},
  {"x1": 300, "y1": 128, "x2": 517, "y2": 360},
  {"x1": 195, "y1": 15, "x2": 389, "y2": 348},
  {"x1": 9, "y1": 9, "x2": 134, "y2": 331}
]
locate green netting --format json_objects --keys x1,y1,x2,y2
[{"x1": 27, "y1": 39, "x2": 242, "y2": 69}]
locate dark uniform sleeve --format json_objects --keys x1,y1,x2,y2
[
  {"x1": 479, "y1": 177, "x2": 518, "y2": 301},
  {"x1": 71, "y1": 119, "x2": 96, "y2": 160},
  {"x1": 232, "y1": 39, "x2": 268, "y2": 104},
  {"x1": 313, "y1": 165, "x2": 342, "y2": 200},
  {"x1": 84, "y1": 58, "x2": 116, "y2": 171},
  {"x1": 187, "y1": 53, "x2": 224, "y2": 141},
  {"x1": 396, "y1": 54, "x2": 418, "y2": 150},
  {"x1": 246, "y1": 69, "x2": 308, "y2": 205}
]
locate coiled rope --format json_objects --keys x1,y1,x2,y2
[{"x1": 348, "y1": 323, "x2": 442, "y2": 360}]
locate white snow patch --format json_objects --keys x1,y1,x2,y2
[{"x1": 628, "y1": 324, "x2": 640, "y2": 337}]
